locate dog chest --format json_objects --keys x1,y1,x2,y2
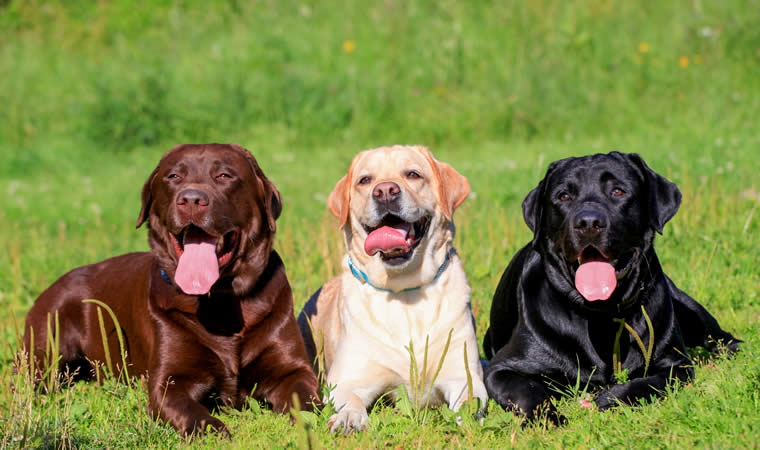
[{"x1": 342, "y1": 274, "x2": 472, "y2": 358}]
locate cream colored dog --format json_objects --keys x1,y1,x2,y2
[{"x1": 297, "y1": 145, "x2": 487, "y2": 433}]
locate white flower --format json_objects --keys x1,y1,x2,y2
[{"x1": 699, "y1": 27, "x2": 714, "y2": 38}]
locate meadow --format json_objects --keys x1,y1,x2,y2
[{"x1": 1, "y1": 0, "x2": 759, "y2": 447}]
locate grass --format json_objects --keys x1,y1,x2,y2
[{"x1": 1, "y1": 0, "x2": 759, "y2": 447}]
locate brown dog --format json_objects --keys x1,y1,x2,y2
[{"x1": 23, "y1": 143, "x2": 319, "y2": 437}]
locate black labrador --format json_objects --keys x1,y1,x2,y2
[{"x1": 483, "y1": 151, "x2": 740, "y2": 422}]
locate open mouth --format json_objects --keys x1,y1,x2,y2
[
  {"x1": 169, "y1": 225, "x2": 239, "y2": 267},
  {"x1": 567, "y1": 245, "x2": 638, "y2": 302},
  {"x1": 568, "y1": 246, "x2": 636, "y2": 279},
  {"x1": 362, "y1": 214, "x2": 431, "y2": 265}
]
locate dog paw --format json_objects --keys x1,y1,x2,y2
[
  {"x1": 593, "y1": 388, "x2": 621, "y2": 411},
  {"x1": 328, "y1": 408, "x2": 369, "y2": 434},
  {"x1": 184, "y1": 416, "x2": 231, "y2": 439}
]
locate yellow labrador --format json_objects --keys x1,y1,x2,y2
[{"x1": 298, "y1": 145, "x2": 487, "y2": 433}]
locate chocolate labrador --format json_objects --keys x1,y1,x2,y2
[
  {"x1": 23, "y1": 143, "x2": 319, "y2": 436},
  {"x1": 483, "y1": 151, "x2": 740, "y2": 422}
]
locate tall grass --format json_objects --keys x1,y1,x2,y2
[
  {"x1": 1, "y1": 0, "x2": 759, "y2": 447},
  {"x1": 1, "y1": 173, "x2": 756, "y2": 446}
]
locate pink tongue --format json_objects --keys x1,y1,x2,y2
[
  {"x1": 575, "y1": 261, "x2": 617, "y2": 301},
  {"x1": 364, "y1": 225, "x2": 410, "y2": 256},
  {"x1": 175, "y1": 229, "x2": 219, "y2": 295}
]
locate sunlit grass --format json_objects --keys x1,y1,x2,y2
[
  {"x1": 1, "y1": 135, "x2": 758, "y2": 447},
  {"x1": 1, "y1": 0, "x2": 759, "y2": 447}
]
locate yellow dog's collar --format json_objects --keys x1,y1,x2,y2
[{"x1": 347, "y1": 248, "x2": 453, "y2": 294}]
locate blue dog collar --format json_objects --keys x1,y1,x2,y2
[
  {"x1": 160, "y1": 269, "x2": 174, "y2": 286},
  {"x1": 347, "y1": 248, "x2": 453, "y2": 294}
]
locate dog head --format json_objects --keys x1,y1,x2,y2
[
  {"x1": 327, "y1": 146, "x2": 470, "y2": 291},
  {"x1": 137, "y1": 143, "x2": 282, "y2": 296},
  {"x1": 522, "y1": 151, "x2": 681, "y2": 308}
]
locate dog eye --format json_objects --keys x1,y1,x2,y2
[
  {"x1": 558, "y1": 192, "x2": 571, "y2": 202},
  {"x1": 166, "y1": 173, "x2": 181, "y2": 180},
  {"x1": 611, "y1": 188, "x2": 625, "y2": 197},
  {"x1": 406, "y1": 170, "x2": 422, "y2": 180},
  {"x1": 216, "y1": 172, "x2": 233, "y2": 179},
  {"x1": 358, "y1": 176, "x2": 372, "y2": 185}
]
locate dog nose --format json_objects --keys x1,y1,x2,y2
[
  {"x1": 373, "y1": 182, "x2": 401, "y2": 204},
  {"x1": 573, "y1": 210, "x2": 607, "y2": 234},
  {"x1": 177, "y1": 189, "x2": 210, "y2": 209}
]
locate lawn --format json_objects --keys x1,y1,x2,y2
[{"x1": 1, "y1": 0, "x2": 759, "y2": 447}]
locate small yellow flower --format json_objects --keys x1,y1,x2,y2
[
  {"x1": 342, "y1": 40, "x2": 356, "y2": 54},
  {"x1": 639, "y1": 42, "x2": 649, "y2": 53},
  {"x1": 679, "y1": 55, "x2": 689, "y2": 68},
  {"x1": 694, "y1": 55, "x2": 703, "y2": 64}
]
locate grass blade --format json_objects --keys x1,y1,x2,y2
[
  {"x1": 641, "y1": 305, "x2": 655, "y2": 377},
  {"x1": 424, "y1": 328, "x2": 453, "y2": 413},
  {"x1": 82, "y1": 299, "x2": 130, "y2": 382},
  {"x1": 96, "y1": 306, "x2": 114, "y2": 377}
]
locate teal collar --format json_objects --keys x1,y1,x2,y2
[{"x1": 347, "y1": 248, "x2": 454, "y2": 294}]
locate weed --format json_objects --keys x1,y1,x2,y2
[
  {"x1": 82, "y1": 299, "x2": 131, "y2": 383},
  {"x1": 302, "y1": 313, "x2": 327, "y2": 386},
  {"x1": 397, "y1": 329, "x2": 453, "y2": 424},
  {"x1": 613, "y1": 305, "x2": 655, "y2": 378}
]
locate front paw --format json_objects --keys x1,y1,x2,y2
[
  {"x1": 710, "y1": 334, "x2": 742, "y2": 354},
  {"x1": 526, "y1": 402, "x2": 566, "y2": 427},
  {"x1": 497, "y1": 399, "x2": 566, "y2": 427},
  {"x1": 268, "y1": 378, "x2": 322, "y2": 414},
  {"x1": 328, "y1": 407, "x2": 369, "y2": 434},
  {"x1": 594, "y1": 384, "x2": 627, "y2": 411},
  {"x1": 184, "y1": 416, "x2": 230, "y2": 439}
]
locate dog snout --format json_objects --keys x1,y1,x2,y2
[
  {"x1": 176, "y1": 188, "x2": 210, "y2": 214},
  {"x1": 573, "y1": 209, "x2": 607, "y2": 236},
  {"x1": 373, "y1": 182, "x2": 401, "y2": 205}
]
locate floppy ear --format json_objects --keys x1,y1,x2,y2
[
  {"x1": 522, "y1": 160, "x2": 563, "y2": 241},
  {"x1": 521, "y1": 183, "x2": 542, "y2": 234},
  {"x1": 435, "y1": 161, "x2": 470, "y2": 221},
  {"x1": 263, "y1": 179, "x2": 282, "y2": 232},
  {"x1": 327, "y1": 175, "x2": 350, "y2": 228},
  {"x1": 136, "y1": 166, "x2": 159, "y2": 228},
  {"x1": 417, "y1": 147, "x2": 470, "y2": 221},
  {"x1": 622, "y1": 152, "x2": 682, "y2": 234},
  {"x1": 233, "y1": 144, "x2": 283, "y2": 233}
]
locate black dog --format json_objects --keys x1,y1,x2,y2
[{"x1": 483, "y1": 151, "x2": 740, "y2": 421}]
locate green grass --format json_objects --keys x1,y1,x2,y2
[{"x1": 1, "y1": 0, "x2": 759, "y2": 447}]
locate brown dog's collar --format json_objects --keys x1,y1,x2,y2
[{"x1": 160, "y1": 269, "x2": 175, "y2": 287}]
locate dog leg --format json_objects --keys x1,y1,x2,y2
[
  {"x1": 258, "y1": 367, "x2": 321, "y2": 414},
  {"x1": 327, "y1": 382, "x2": 386, "y2": 433},
  {"x1": 485, "y1": 369, "x2": 563, "y2": 424},
  {"x1": 667, "y1": 277, "x2": 742, "y2": 353},
  {"x1": 149, "y1": 376, "x2": 230, "y2": 438},
  {"x1": 594, "y1": 365, "x2": 693, "y2": 410},
  {"x1": 434, "y1": 338, "x2": 488, "y2": 413},
  {"x1": 437, "y1": 375, "x2": 488, "y2": 412},
  {"x1": 324, "y1": 339, "x2": 397, "y2": 433},
  {"x1": 245, "y1": 313, "x2": 321, "y2": 415}
]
